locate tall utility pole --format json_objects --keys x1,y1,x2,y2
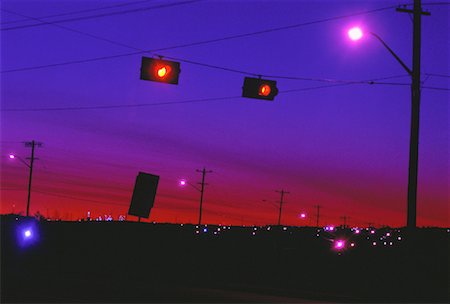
[
  {"x1": 397, "y1": 0, "x2": 430, "y2": 229},
  {"x1": 315, "y1": 205, "x2": 321, "y2": 228},
  {"x1": 196, "y1": 167, "x2": 212, "y2": 225},
  {"x1": 275, "y1": 189, "x2": 289, "y2": 226},
  {"x1": 25, "y1": 140, "x2": 42, "y2": 217}
]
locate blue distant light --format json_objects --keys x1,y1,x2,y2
[
  {"x1": 203, "y1": 228, "x2": 208, "y2": 233},
  {"x1": 16, "y1": 219, "x2": 39, "y2": 248},
  {"x1": 24, "y1": 230, "x2": 32, "y2": 238}
]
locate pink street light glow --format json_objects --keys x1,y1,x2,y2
[
  {"x1": 334, "y1": 240, "x2": 345, "y2": 250},
  {"x1": 348, "y1": 27, "x2": 363, "y2": 41},
  {"x1": 179, "y1": 179, "x2": 187, "y2": 186},
  {"x1": 300, "y1": 213, "x2": 306, "y2": 219},
  {"x1": 9, "y1": 154, "x2": 15, "y2": 159}
]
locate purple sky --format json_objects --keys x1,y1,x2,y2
[{"x1": 1, "y1": 0, "x2": 448, "y2": 227}]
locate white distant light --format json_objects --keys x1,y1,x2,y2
[
  {"x1": 348, "y1": 27, "x2": 363, "y2": 41},
  {"x1": 24, "y1": 230, "x2": 32, "y2": 238},
  {"x1": 9, "y1": 154, "x2": 16, "y2": 159},
  {"x1": 179, "y1": 179, "x2": 187, "y2": 186}
]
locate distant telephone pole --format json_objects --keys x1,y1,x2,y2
[
  {"x1": 25, "y1": 140, "x2": 42, "y2": 217},
  {"x1": 315, "y1": 205, "x2": 321, "y2": 228},
  {"x1": 275, "y1": 189, "x2": 289, "y2": 226},
  {"x1": 340, "y1": 215, "x2": 350, "y2": 228},
  {"x1": 196, "y1": 167, "x2": 212, "y2": 225}
]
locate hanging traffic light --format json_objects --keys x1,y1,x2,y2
[
  {"x1": 140, "y1": 57, "x2": 181, "y2": 85},
  {"x1": 242, "y1": 77, "x2": 278, "y2": 101}
]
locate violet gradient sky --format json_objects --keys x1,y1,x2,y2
[{"x1": 1, "y1": 0, "x2": 448, "y2": 227}]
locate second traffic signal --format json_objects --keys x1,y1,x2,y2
[
  {"x1": 242, "y1": 77, "x2": 278, "y2": 101},
  {"x1": 140, "y1": 57, "x2": 181, "y2": 85}
]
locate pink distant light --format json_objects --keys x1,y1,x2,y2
[
  {"x1": 348, "y1": 27, "x2": 363, "y2": 41},
  {"x1": 179, "y1": 179, "x2": 187, "y2": 186},
  {"x1": 9, "y1": 154, "x2": 15, "y2": 159},
  {"x1": 300, "y1": 213, "x2": 306, "y2": 219},
  {"x1": 334, "y1": 240, "x2": 345, "y2": 250}
]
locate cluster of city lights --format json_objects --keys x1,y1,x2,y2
[
  {"x1": 317, "y1": 226, "x2": 408, "y2": 253},
  {"x1": 194, "y1": 224, "x2": 232, "y2": 235}
]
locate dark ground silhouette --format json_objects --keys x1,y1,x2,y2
[{"x1": 1, "y1": 215, "x2": 449, "y2": 303}]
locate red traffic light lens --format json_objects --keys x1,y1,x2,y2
[
  {"x1": 258, "y1": 84, "x2": 271, "y2": 96},
  {"x1": 156, "y1": 65, "x2": 171, "y2": 78}
]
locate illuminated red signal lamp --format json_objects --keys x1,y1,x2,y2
[
  {"x1": 242, "y1": 77, "x2": 278, "y2": 100},
  {"x1": 140, "y1": 57, "x2": 181, "y2": 85}
]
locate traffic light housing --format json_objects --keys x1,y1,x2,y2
[
  {"x1": 242, "y1": 77, "x2": 278, "y2": 101},
  {"x1": 140, "y1": 57, "x2": 181, "y2": 85}
]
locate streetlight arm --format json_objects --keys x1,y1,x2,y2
[
  {"x1": 187, "y1": 181, "x2": 202, "y2": 192},
  {"x1": 15, "y1": 156, "x2": 31, "y2": 168},
  {"x1": 370, "y1": 32, "x2": 412, "y2": 76}
]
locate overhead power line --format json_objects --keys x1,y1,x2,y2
[
  {"x1": 2, "y1": 5, "x2": 446, "y2": 95},
  {"x1": 418, "y1": 1, "x2": 450, "y2": 6},
  {"x1": 0, "y1": 76, "x2": 415, "y2": 113},
  {"x1": 422, "y1": 86, "x2": 450, "y2": 91},
  {"x1": 0, "y1": 0, "x2": 156, "y2": 25},
  {"x1": 1, "y1": 96, "x2": 241, "y2": 112},
  {"x1": 33, "y1": 189, "x2": 129, "y2": 207},
  {"x1": 423, "y1": 73, "x2": 450, "y2": 78},
  {"x1": 0, "y1": 9, "x2": 410, "y2": 86},
  {"x1": 1, "y1": 4, "x2": 399, "y2": 74},
  {"x1": 0, "y1": 0, "x2": 204, "y2": 31}
]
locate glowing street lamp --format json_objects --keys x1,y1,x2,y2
[
  {"x1": 346, "y1": 15, "x2": 425, "y2": 229},
  {"x1": 178, "y1": 179, "x2": 200, "y2": 191},
  {"x1": 8, "y1": 153, "x2": 29, "y2": 167},
  {"x1": 178, "y1": 177, "x2": 208, "y2": 225},
  {"x1": 8, "y1": 141, "x2": 42, "y2": 217},
  {"x1": 348, "y1": 26, "x2": 363, "y2": 41},
  {"x1": 299, "y1": 213, "x2": 306, "y2": 219}
]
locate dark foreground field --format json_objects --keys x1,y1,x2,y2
[{"x1": 1, "y1": 215, "x2": 449, "y2": 303}]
